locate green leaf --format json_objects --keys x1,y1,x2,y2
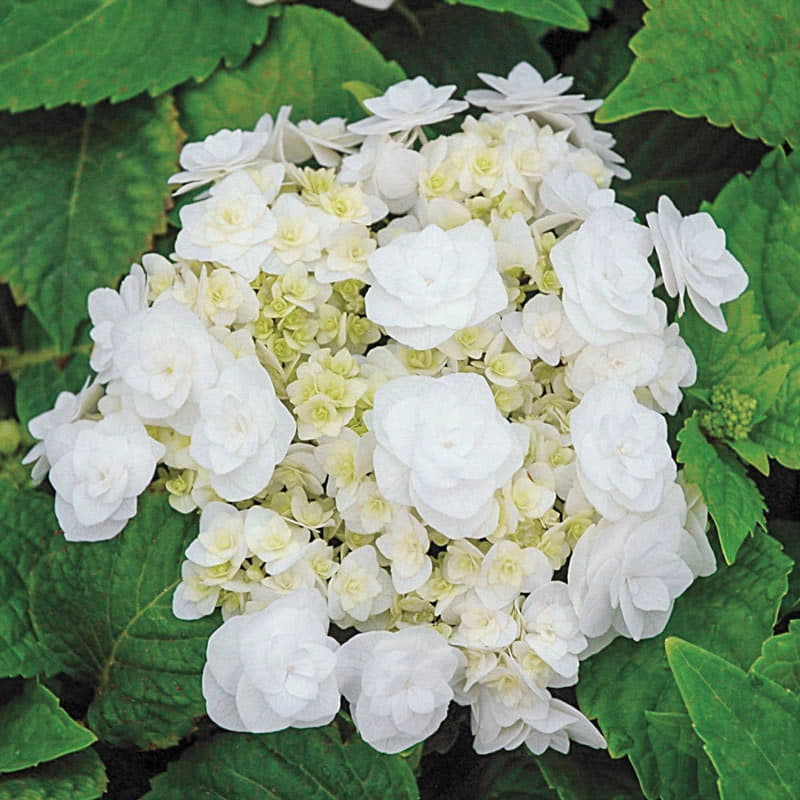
[
  {"x1": 372, "y1": 6, "x2": 553, "y2": 95},
  {"x1": 143, "y1": 727, "x2": 419, "y2": 800},
  {"x1": 726, "y1": 438, "x2": 770, "y2": 477},
  {"x1": 444, "y1": 0, "x2": 589, "y2": 30},
  {"x1": 666, "y1": 637, "x2": 800, "y2": 800},
  {"x1": 752, "y1": 342, "x2": 800, "y2": 470},
  {"x1": 677, "y1": 414, "x2": 767, "y2": 563},
  {"x1": 177, "y1": 6, "x2": 405, "y2": 142},
  {"x1": 578, "y1": 533, "x2": 790, "y2": 799},
  {"x1": 0, "y1": 682, "x2": 95, "y2": 773},
  {"x1": 703, "y1": 148, "x2": 800, "y2": 345},
  {"x1": 566, "y1": 25, "x2": 766, "y2": 219},
  {"x1": 29, "y1": 491, "x2": 218, "y2": 749},
  {"x1": 577, "y1": 0, "x2": 614, "y2": 20},
  {"x1": 537, "y1": 747, "x2": 645, "y2": 799},
  {"x1": 644, "y1": 712, "x2": 718, "y2": 800},
  {"x1": 477, "y1": 751, "x2": 556, "y2": 799},
  {"x1": 596, "y1": 0, "x2": 800, "y2": 149},
  {"x1": 0, "y1": 96, "x2": 182, "y2": 350},
  {"x1": 752, "y1": 620, "x2": 800, "y2": 695},
  {"x1": 0, "y1": 0, "x2": 276, "y2": 111},
  {"x1": 0, "y1": 483, "x2": 61, "y2": 678},
  {"x1": 0, "y1": 749, "x2": 106, "y2": 800},
  {"x1": 769, "y1": 519, "x2": 800, "y2": 619}
]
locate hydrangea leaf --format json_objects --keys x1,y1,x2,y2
[
  {"x1": 0, "y1": 0, "x2": 277, "y2": 111},
  {"x1": 177, "y1": 6, "x2": 405, "y2": 142},
  {"x1": 142, "y1": 728, "x2": 419, "y2": 800},
  {"x1": 644, "y1": 712, "x2": 717, "y2": 800},
  {"x1": 752, "y1": 620, "x2": 800, "y2": 695},
  {"x1": 444, "y1": 0, "x2": 589, "y2": 31},
  {"x1": 666, "y1": 637, "x2": 800, "y2": 799},
  {"x1": 372, "y1": 6, "x2": 553, "y2": 99},
  {"x1": 29, "y1": 491, "x2": 218, "y2": 749},
  {"x1": 702, "y1": 148, "x2": 800, "y2": 345},
  {"x1": 577, "y1": 0, "x2": 614, "y2": 20},
  {"x1": 751, "y1": 342, "x2": 800, "y2": 470},
  {"x1": 0, "y1": 482, "x2": 62, "y2": 678},
  {"x1": 578, "y1": 533, "x2": 790, "y2": 799},
  {"x1": 536, "y1": 747, "x2": 645, "y2": 799},
  {"x1": 677, "y1": 414, "x2": 767, "y2": 564},
  {"x1": 566, "y1": 25, "x2": 765, "y2": 219},
  {"x1": 0, "y1": 682, "x2": 95, "y2": 773},
  {"x1": 596, "y1": 0, "x2": 800, "y2": 149},
  {"x1": 769, "y1": 519, "x2": 800, "y2": 620},
  {"x1": 0, "y1": 96, "x2": 182, "y2": 351},
  {"x1": 0, "y1": 749, "x2": 106, "y2": 800},
  {"x1": 477, "y1": 751, "x2": 557, "y2": 799}
]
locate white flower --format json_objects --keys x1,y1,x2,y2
[
  {"x1": 185, "y1": 501, "x2": 248, "y2": 569},
  {"x1": 520, "y1": 582, "x2": 585, "y2": 680},
  {"x1": 348, "y1": 77, "x2": 468, "y2": 136},
  {"x1": 316, "y1": 223, "x2": 376, "y2": 283},
  {"x1": 88, "y1": 264, "x2": 147, "y2": 382},
  {"x1": 370, "y1": 373, "x2": 525, "y2": 539},
  {"x1": 244, "y1": 506, "x2": 309, "y2": 575},
  {"x1": 23, "y1": 377, "x2": 103, "y2": 484},
  {"x1": 202, "y1": 589, "x2": 340, "y2": 733},
  {"x1": 567, "y1": 508, "x2": 694, "y2": 641},
  {"x1": 337, "y1": 626, "x2": 463, "y2": 753},
  {"x1": 465, "y1": 62, "x2": 602, "y2": 117},
  {"x1": 365, "y1": 222, "x2": 507, "y2": 349},
  {"x1": 267, "y1": 193, "x2": 335, "y2": 266},
  {"x1": 570, "y1": 381, "x2": 675, "y2": 520},
  {"x1": 647, "y1": 195, "x2": 748, "y2": 331},
  {"x1": 327, "y1": 545, "x2": 393, "y2": 626},
  {"x1": 647, "y1": 323, "x2": 697, "y2": 415},
  {"x1": 175, "y1": 171, "x2": 278, "y2": 280},
  {"x1": 168, "y1": 127, "x2": 270, "y2": 195},
  {"x1": 172, "y1": 560, "x2": 222, "y2": 620},
  {"x1": 502, "y1": 293, "x2": 583, "y2": 366},
  {"x1": 475, "y1": 541, "x2": 552, "y2": 610},
  {"x1": 110, "y1": 300, "x2": 222, "y2": 432},
  {"x1": 376, "y1": 509, "x2": 432, "y2": 593},
  {"x1": 675, "y1": 474, "x2": 716, "y2": 578},
  {"x1": 48, "y1": 411, "x2": 164, "y2": 541},
  {"x1": 190, "y1": 357, "x2": 295, "y2": 501},
  {"x1": 449, "y1": 594, "x2": 519, "y2": 650},
  {"x1": 286, "y1": 117, "x2": 363, "y2": 167},
  {"x1": 524, "y1": 698, "x2": 606, "y2": 755}
]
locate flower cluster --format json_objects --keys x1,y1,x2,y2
[{"x1": 26, "y1": 64, "x2": 744, "y2": 758}]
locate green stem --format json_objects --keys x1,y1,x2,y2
[
  {"x1": 0, "y1": 344, "x2": 91, "y2": 375},
  {"x1": 394, "y1": 1, "x2": 425, "y2": 37}
]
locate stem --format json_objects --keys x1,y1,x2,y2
[
  {"x1": 0, "y1": 344, "x2": 91, "y2": 375},
  {"x1": 654, "y1": 276, "x2": 664, "y2": 289},
  {"x1": 394, "y1": 1, "x2": 425, "y2": 38}
]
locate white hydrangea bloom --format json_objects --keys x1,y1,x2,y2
[
  {"x1": 568, "y1": 507, "x2": 694, "y2": 641},
  {"x1": 202, "y1": 590, "x2": 340, "y2": 732},
  {"x1": 88, "y1": 264, "x2": 148, "y2": 382},
  {"x1": 376, "y1": 509, "x2": 432, "y2": 593},
  {"x1": 370, "y1": 373, "x2": 525, "y2": 539},
  {"x1": 337, "y1": 626, "x2": 463, "y2": 753},
  {"x1": 646, "y1": 323, "x2": 697, "y2": 415},
  {"x1": 287, "y1": 117, "x2": 363, "y2": 167},
  {"x1": 48, "y1": 411, "x2": 164, "y2": 541},
  {"x1": 185, "y1": 501, "x2": 248, "y2": 570},
  {"x1": 327, "y1": 545, "x2": 393, "y2": 626},
  {"x1": 316, "y1": 223, "x2": 376, "y2": 283},
  {"x1": 172, "y1": 560, "x2": 222, "y2": 620},
  {"x1": 244, "y1": 506, "x2": 310, "y2": 575},
  {"x1": 524, "y1": 698, "x2": 606, "y2": 755},
  {"x1": 647, "y1": 195, "x2": 748, "y2": 331},
  {"x1": 23, "y1": 377, "x2": 103, "y2": 484},
  {"x1": 502, "y1": 293, "x2": 583, "y2": 366},
  {"x1": 551, "y1": 207, "x2": 662, "y2": 345},
  {"x1": 190, "y1": 357, "x2": 295, "y2": 501},
  {"x1": 365, "y1": 222, "x2": 507, "y2": 350},
  {"x1": 175, "y1": 171, "x2": 278, "y2": 280},
  {"x1": 168, "y1": 127, "x2": 271, "y2": 195},
  {"x1": 475, "y1": 541, "x2": 552, "y2": 610},
  {"x1": 349, "y1": 77, "x2": 468, "y2": 136},
  {"x1": 570, "y1": 381, "x2": 675, "y2": 520},
  {"x1": 449, "y1": 594, "x2": 519, "y2": 650}
]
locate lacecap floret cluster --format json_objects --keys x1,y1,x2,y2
[{"x1": 25, "y1": 64, "x2": 747, "y2": 757}]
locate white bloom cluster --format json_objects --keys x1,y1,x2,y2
[{"x1": 26, "y1": 65, "x2": 739, "y2": 758}]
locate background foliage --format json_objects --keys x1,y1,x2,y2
[{"x1": 0, "y1": 0, "x2": 797, "y2": 797}]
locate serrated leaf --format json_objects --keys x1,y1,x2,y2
[
  {"x1": 0, "y1": 96, "x2": 182, "y2": 350},
  {"x1": 0, "y1": 0, "x2": 276, "y2": 111},
  {"x1": 666, "y1": 637, "x2": 800, "y2": 800},
  {"x1": 477, "y1": 751, "x2": 556, "y2": 799},
  {"x1": 644, "y1": 712, "x2": 717, "y2": 800},
  {"x1": 29, "y1": 491, "x2": 218, "y2": 749},
  {"x1": 0, "y1": 682, "x2": 95, "y2": 773},
  {"x1": 596, "y1": 0, "x2": 800, "y2": 149},
  {"x1": 677, "y1": 415, "x2": 766, "y2": 563},
  {"x1": 143, "y1": 728, "x2": 419, "y2": 800},
  {"x1": 0, "y1": 483, "x2": 61, "y2": 678},
  {"x1": 537, "y1": 747, "x2": 645, "y2": 799},
  {"x1": 566, "y1": 25, "x2": 766, "y2": 219},
  {"x1": 445, "y1": 0, "x2": 589, "y2": 30},
  {"x1": 578, "y1": 533, "x2": 790, "y2": 799},
  {"x1": 373, "y1": 6, "x2": 553, "y2": 96},
  {"x1": 177, "y1": 6, "x2": 405, "y2": 142},
  {"x1": 703, "y1": 148, "x2": 800, "y2": 345},
  {"x1": 752, "y1": 342, "x2": 800, "y2": 470},
  {"x1": 752, "y1": 620, "x2": 800, "y2": 695},
  {"x1": 0, "y1": 749, "x2": 106, "y2": 800},
  {"x1": 726, "y1": 438, "x2": 770, "y2": 476},
  {"x1": 577, "y1": 0, "x2": 614, "y2": 19},
  {"x1": 769, "y1": 519, "x2": 800, "y2": 619}
]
